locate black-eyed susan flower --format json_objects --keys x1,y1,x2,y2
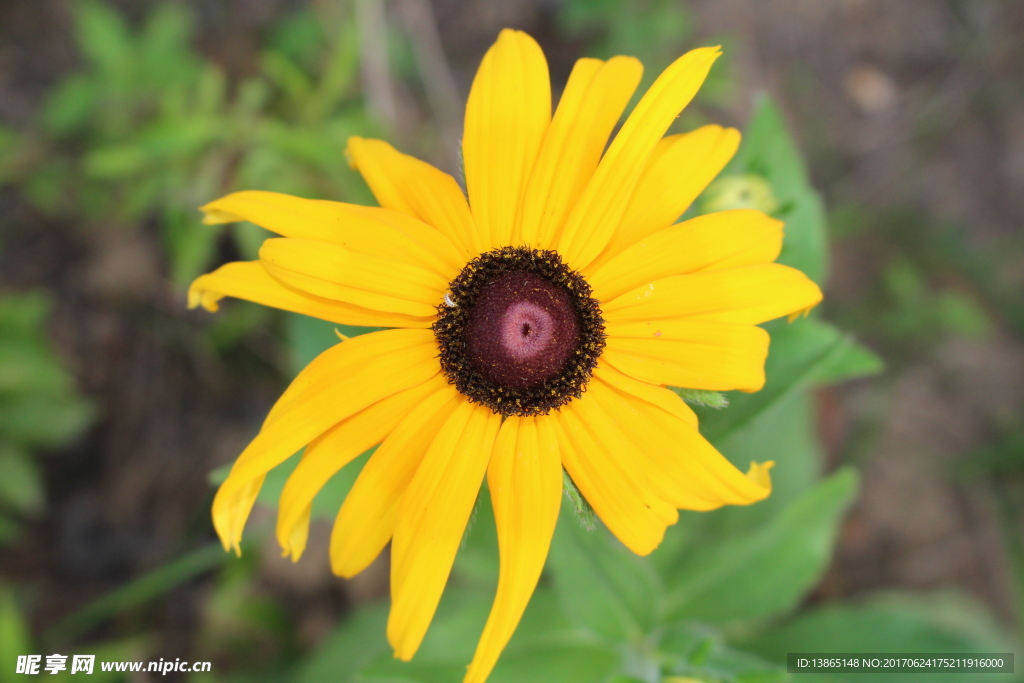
[{"x1": 190, "y1": 29, "x2": 822, "y2": 683}]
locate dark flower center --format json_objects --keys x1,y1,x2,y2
[{"x1": 433, "y1": 246, "x2": 605, "y2": 416}]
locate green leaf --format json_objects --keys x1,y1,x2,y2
[
  {"x1": 46, "y1": 543, "x2": 229, "y2": 644},
  {"x1": 490, "y1": 642, "x2": 619, "y2": 683},
  {"x1": 661, "y1": 468, "x2": 859, "y2": 624},
  {"x1": 0, "y1": 394, "x2": 94, "y2": 449},
  {"x1": 138, "y1": 3, "x2": 197, "y2": 87},
  {"x1": 814, "y1": 339, "x2": 884, "y2": 385},
  {"x1": 725, "y1": 96, "x2": 828, "y2": 284},
  {"x1": 0, "y1": 515, "x2": 19, "y2": 547},
  {"x1": 0, "y1": 585, "x2": 32, "y2": 683},
  {"x1": 547, "y1": 506, "x2": 663, "y2": 640},
  {"x1": 659, "y1": 622, "x2": 787, "y2": 683},
  {"x1": 163, "y1": 207, "x2": 218, "y2": 288},
  {"x1": 75, "y1": 1, "x2": 134, "y2": 81},
  {"x1": 0, "y1": 338, "x2": 71, "y2": 395},
  {"x1": 454, "y1": 485, "x2": 499, "y2": 589},
  {"x1": 694, "y1": 318, "x2": 864, "y2": 445},
  {"x1": 0, "y1": 446, "x2": 44, "y2": 515},
  {"x1": 671, "y1": 388, "x2": 729, "y2": 409},
  {"x1": 43, "y1": 75, "x2": 99, "y2": 135},
  {"x1": 350, "y1": 586, "x2": 616, "y2": 683},
  {"x1": 739, "y1": 592, "x2": 1016, "y2": 683},
  {"x1": 286, "y1": 313, "x2": 380, "y2": 376},
  {"x1": 295, "y1": 602, "x2": 390, "y2": 683},
  {"x1": 561, "y1": 471, "x2": 597, "y2": 530}
]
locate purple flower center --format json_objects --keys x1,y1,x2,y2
[
  {"x1": 465, "y1": 271, "x2": 580, "y2": 390},
  {"x1": 433, "y1": 246, "x2": 605, "y2": 417}
]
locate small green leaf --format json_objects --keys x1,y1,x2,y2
[
  {"x1": 0, "y1": 446, "x2": 44, "y2": 515},
  {"x1": 814, "y1": 340, "x2": 884, "y2": 385},
  {"x1": 661, "y1": 468, "x2": 859, "y2": 624},
  {"x1": 43, "y1": 76, "x2": 99, "y2": 135},
  {"x1": 75, "y1": 0, "x2": 134, "y2": 80},
  {"x1": 671, "y1": 388, "x2": 729, "y2": 409},
  {"x1": 562, "y1": 470, "x2": 596, "y2": 530}
]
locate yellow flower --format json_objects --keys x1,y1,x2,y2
[{"x1": 189, "y1": 29, "x2": 821, "y2": 683}]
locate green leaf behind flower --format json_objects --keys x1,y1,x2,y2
[{"x1": 659, "y1": 468, "x2": 859, "y2": 624}]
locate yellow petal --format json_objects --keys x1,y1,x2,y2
[
  {"x1": 211, "y1": 329, "x2": 438, "y2": 553},
  {"x1": 589, "y1": 209, "x2": 783, "y2": 301},
  {"x1": 187, "y1": 260, "x2": 434, "y2": 328},
  {"x1": 603, "y1": 319, "x2": 769, "y2": 392},
  {"x1": 330, "y1": 384, "x2": 463, "y2": 578},
  {"x1": 388, "y1": 401, "x2": 501, "y2": 660},
  {"x1": 201, "y1": 190, "x2": 464, "y2": 277},
  {"x1": 583, "y1": 379, "x2": 719, "y2": 511},
  {"x1": 464, "y1": 416, "x2": 561, "y2": 683},
  {"x1": 594, "y1": 377, "x2": 772, "y2": 509},
  {"x1": 464, "y1": 29, "x2": 551, "y2": 249},
  {"x1": 276, "y1": 374, "x2": 447, "y2": 561},
  {"x1": 555, "y1": 398, "x2": 677, "y2": 556},
  {"x1": 556, "y1": 47, "x2": 721, "y2": 270},
  {"x1": 519, "y1": 56, "x2": 642, "y2": 249},
  {"x1": 592, "y1": 360, "x2": 698, "y2": 427},
  {"x1": 346, "y1": 137, "x2": 480, "y2": 256},
  {"x1": 602, "y1": 263, "x2": 824, "y2": 325},
  {"x1": 592, "y1": 124, "x2": 741, "y2": 268},
  {"x1": 259, "y1": 237, "x2": 444, "y2": 318}
]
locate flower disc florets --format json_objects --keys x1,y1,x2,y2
[{"x1": 433, "y1": 246, "x2": 606, "y2": 416}]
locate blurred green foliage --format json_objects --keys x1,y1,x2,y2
[
  {"x1": 2, "y1": 0, "x2": 374, "y2": 289},
  {"x1": 0, "y1": 293, "x2": 93, "y2": 546},
  {"x1": 0, "y1": 292, "x2": 93, "y2": 679}
]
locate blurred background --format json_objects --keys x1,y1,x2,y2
[{"x1": 0, "y1": 0, "x2": 1022, "y2": 681}]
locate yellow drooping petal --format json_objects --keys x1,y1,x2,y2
[
  {"x1": 201, "y1": 190, "x2": 464, "y2": 277},
  {"x1": 330, "y1": 383, "x2": 463, "y2": 578},
  {"x1": 211, "y1": 329, "x2": 438, "y2": 554},
  {"x1": 603, "y1": 319, "x2": 769, "y2": 392},
  {"x1": 276, "y1": 374, "x2": 447, "y2": 561},
  {"x1": 259, "y1": 238, "x2": 444, "y2": 318},
  {"x1": 554, "y1": 399, "x2": 677, "y2": 556},
  {"x1": 464, "y1": 416, "x2": 561, "y2": 683},
  {"x1": 592, "y1": 124, "x2": 741, "y2": 268},
  {"x1": 388, "y1": 401, "x2": 501, "y2": 660},
  {"x1": 518, "y1": 56, "x2": 642, "y2": 249},
  {"x1": 602, "y1": 263, "x2": 824, "y2": 325},
  {"x1": 588, "y1": 209, "x2": 783, "y2": 301},
  {"x1": 594, "y1": 377, "x2": 772, "y2": 509},
  {"x1": 346, "y1": 137, "x2": 480, "y2": 256},
  {"x1": 556, "y1": 47, "x2": 721, "y2": 270},
  {"x1": 591, "y1": 359, "x2": 698, "y2": 427},
  {"x1": 463, "y1": 29, "x2": 551, "y2": 250},
  {"x1": 583, "y1": 380, "x2": 719, "y2": 511},
  {"x1": 187, "y1": 260, "x2": 433, "y2": 329}
]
